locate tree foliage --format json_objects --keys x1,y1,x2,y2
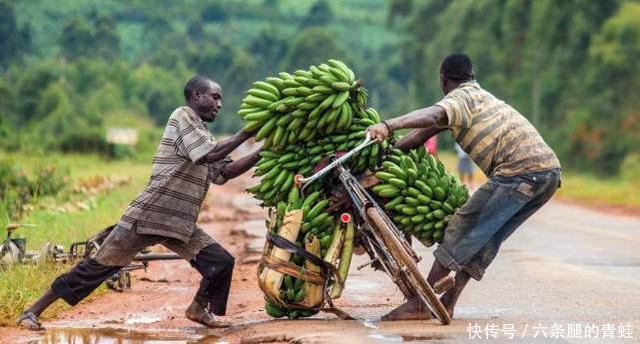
[{"x1": 0, "y1": 0, "x2": 637, "y2": 174}]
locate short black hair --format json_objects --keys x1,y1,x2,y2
[
  {"x1": 441, "y1": 54, "x2": 474, "y2": 82},
  {"x1": 184, "y1": 75, "x2": 213, "y2": 101}
]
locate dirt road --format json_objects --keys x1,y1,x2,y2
[{"x1": 3, "y1": 173, "x2": 639, "y2": 343}]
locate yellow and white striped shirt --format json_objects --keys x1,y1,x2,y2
[{"x1": 436, "y1": 81, "x2": 560, "y2": 177}]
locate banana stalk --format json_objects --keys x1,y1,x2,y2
[
  {"x1": 262, "y1": 209, "x2": 303, "y2": 294},
  {"x1": 323, "y1": 221, "x2": 344, "y2": 267},
  {"x1": 330, "y1": 219, "x2": 355, "y2": 299},
  {"x1": 303, "y1": 235, "x2": 324, "y2": 307}
]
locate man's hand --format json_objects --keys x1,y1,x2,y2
[
  {"x1": 244, "y1": 128, "x2": 256, "y2": 137},
  {"x1": 366, "y1": 122, "x2": 390, "y2": 142}
]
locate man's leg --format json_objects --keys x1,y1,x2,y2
[
  {"x1": 18, "y1": 225, "x2": 158, "y2": 330},
  {"x1": 163, "y1": 227, "x2": 234, "y2": 328},
  {"x1": 382, "y1": 175, "x2": 533, "y2": 321},
  {"x1": 439, "y1": 169, "x2": 561, "y2": 316}
]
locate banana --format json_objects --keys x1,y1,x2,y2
[
  {"x1": 255, "y1": 116, "x2": 277, "y2": 141},
  {"x1": 331, "y1": 82, "x2": 350, "y2": 91},
  {"x1": 332, "y1": 90, "x2": 350, "y2": 109},
  {"x1": 254, "y1": 81, "x2": 281, "y2": 98},
  {"x1": 312, "y1": 85, "x2": 335, "y2": 95},
  {"x1": 243, "y1": 109, "x2": 273, "y2": 122},
  {"x1": 248, "y1": 88, "x2": 279, "y2": 102},
  {"x1": 244, "y1": 95, "x2": 273, "y2": 108}
]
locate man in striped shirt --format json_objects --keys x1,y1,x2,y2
[
  {"x1": 367, "y1": 54, "x2": 561, "y2": 320},
  {"x1": 18, "y1": 76, "x2": 261, "y2": 330}
]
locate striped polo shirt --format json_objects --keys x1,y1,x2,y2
[
  {"x1": 117, "y1": 106, "x2": 231, "y2": 242},
  {"x1": 436, "y1": 81, "x2": 560, "y2": 177}
]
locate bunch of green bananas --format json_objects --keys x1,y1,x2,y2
[
  {"x1": 372, "y1": 147, "x2": 470, "y2": 245},
  {"x1": 239, "y1": 59, "x2": 368, "y2": 148},
  {"x1": 264, "y1": 297, "x2": 317, "y2": 319},
  {"x1": 262, "y1": 188, "x2": 333, "y2": 319},
  {"x1": 243, "y1": 60, "x2": 388, "y2": 206}
]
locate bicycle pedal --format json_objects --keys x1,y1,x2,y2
[{"x1": 433, "y1": 275, "x2": 455, "y2": 294}]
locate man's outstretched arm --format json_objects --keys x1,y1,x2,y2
[
  {"x1": 221, "y1": 148, "x2": 262, "y2": 180},
  {"x1": 367, "y1": 105, "x2": 447, "y2": 142},
  {"x1": 199, "y1": 129, "x2": 253, "y2": 164},
  {"x1": 394, "y1": 126, "x2": 446, "y2": 152}
]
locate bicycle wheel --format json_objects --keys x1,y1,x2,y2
[{"x1": 367, "y1": 207, "x2": 452, "y2": 325}]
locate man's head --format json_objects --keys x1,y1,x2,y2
[
  {"x1": 440, "y1": 54, "x2": 474, "y2": 95},
  {"x1": 184, "y1": 75, "x2": 222, "y2": 122}
]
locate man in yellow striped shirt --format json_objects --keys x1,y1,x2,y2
[{"x1": 367, "y1": 54, "x2": 561, "y2": 320}]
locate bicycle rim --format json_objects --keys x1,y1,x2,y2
[{"x1": 367, "y1": 208, "x2": 451, "y2": 325}]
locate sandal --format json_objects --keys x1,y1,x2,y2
[
  {"x1": 186, "y1": 311, "x2": 231, "y2": 328},
  {"x1": 17, "y1": 311, "x2": 45, "y2": 331},
  {"x1": 433, "y1": 275, "x2": 455, "y2": 294}
]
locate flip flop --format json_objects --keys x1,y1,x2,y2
[
  {"x1": 187, "y1": 312, "x2": 232, "y2": 328},
  {"x1": 17, "y1": 311, "x2": 45, "y2": 331},
  {"x1": 433, "y1": 275, "x2": 455, "y2": 294}
]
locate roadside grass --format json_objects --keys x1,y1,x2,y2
[
  {"x1": 438, "y1": 152, "x2": 640, "y2": 209},
  {"x1": 0, "y1": 153, "x2": 151, "y2": 326},
  {"x1": 555, "y1": 173, "x2": 640, "y2": 209}
]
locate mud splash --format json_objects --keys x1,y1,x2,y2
[{"x1": 39, "y1": 327, "x2": 221, "y2": 343}]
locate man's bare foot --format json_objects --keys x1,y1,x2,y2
[
  {"x1": 185, "y1": 301, "x2": 231, "y2": 328},
  {"x1": 380, "y1": 298, "x2": 432, "y2": 321},
  {"x1": 17, "y1": 311, "x2": 45, "y2": 331},
  {"x1": 440, "y1": 297, "x2": 455, "y2": 319},
  {"x1": 426, "y1": 260, "x2": 451, "y2": 286}
]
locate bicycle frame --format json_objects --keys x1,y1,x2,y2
[{"x1": 295, "y1": 134, "x2": 452, "y2": 324}]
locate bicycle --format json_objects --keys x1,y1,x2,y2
[{"x1": 295, "y1": 133, "x2": 452, "y2": 325}]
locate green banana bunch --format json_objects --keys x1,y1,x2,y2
[
  {"x1": 262, "y1": 189, "x2": 337, "y2": 319},
  {"x1": 239, "y1": 59, "x2": 371, "y2": 151},
  {"x1": 372, "y1": 146, "x2": 470, "y2": 245},
  {"x1": 264, "y1": 297, "x2": 318, "y2": 319},
  {"x1": 244, "y1": 60, "x2": 391, "y2": 319}
]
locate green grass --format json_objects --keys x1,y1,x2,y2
[
  {"x1": 438, "y1": 152, "x2": 640, "y2": 209},
  {"x1": 556, "y1": 173, "x2": 640, "y2": 208},
  {"x1": 0, "y1": 153, "x2": 152, "y2": 325}
]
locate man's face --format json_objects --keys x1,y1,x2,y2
[{"x1": 194, "y1": 82, "x2": 223, "y2": 122}]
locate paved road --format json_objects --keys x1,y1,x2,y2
[
  {"x1": 228, "y1": 199, "x2": 640, "y2": 343},
  {"x1": 9, "y1": 189, "x2": 639, "y2": 343}
]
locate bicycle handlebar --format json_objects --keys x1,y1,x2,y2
[{"x1": 296, "y1": 132, "x2": 375, "y2": 194}]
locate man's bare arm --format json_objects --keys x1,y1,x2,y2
[
  {"x1": 386, "y1": 105, "x2": 447, "y2": 132},
  {"x1": 221, "y1": 148, "x2": 261, "y2": 180},
  {"x1": 199, "y1": 129, "x2": 252, "y2": 164},
  {"x1": 366, "y1": 105, "x2": 447, "y2": 142},
  {"x1": 394, "y1": 127, "x2": 446, "y2": 151}
]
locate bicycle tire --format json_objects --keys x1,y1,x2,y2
[{"x1": 367, "y1": 207, "x2": 452, "y2": 325}]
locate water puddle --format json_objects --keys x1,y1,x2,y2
[
  {"x1": 39, "y1": 327, "x2": 221, "y2": 343},
  {"x1": 124, "y1": 315, "x2": 163, "y2": 325}
]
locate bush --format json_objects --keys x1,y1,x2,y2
[
  {"x1": 108, "y1": 143, "x2": 136, "y2": 160},
  {"x1": 621, "y1": 154, "x2": 640, "y2": 183},
  {"x1": 0, "y1": 159, "x2": 67, "y2": 221}
]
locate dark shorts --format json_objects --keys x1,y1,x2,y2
[{"x1": 434, "y1": 168, "x2": 561, "y2": 280}]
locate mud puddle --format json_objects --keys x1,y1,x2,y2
[{"x1": 38, "y1": 327, "x2": 221, "y2": 343}]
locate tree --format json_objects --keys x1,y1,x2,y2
[
  {"x1": 249, "y1": 27, "x2": 289, "y2": 76},
  {"x1": 282, "y1": 27, "x2": 345, "y2": 71},
  {"x1": 0, "y1": 0, "x2": 31, "y2": 68},
  {"x1": 187, "y1": 17, "x2": 205, "y2": 43},
  {"x1": 201, "y1": 2, "x2": 228, "y2": 22},
  {"x1": 59, "y1": 17, "x2": 94, "y2": 61},
  {"x1": 16, "y1": 60, "x2": 62, "y2": 125},
  {"x1": 301, "y1": 0, "x2": 333, "y2": 28},
  {"x1": 94, "y1": 15, "x2": 120, "y2": 61},
  {"x1": 387, "y1": 0, "x2": 412, "y2": 27}
]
